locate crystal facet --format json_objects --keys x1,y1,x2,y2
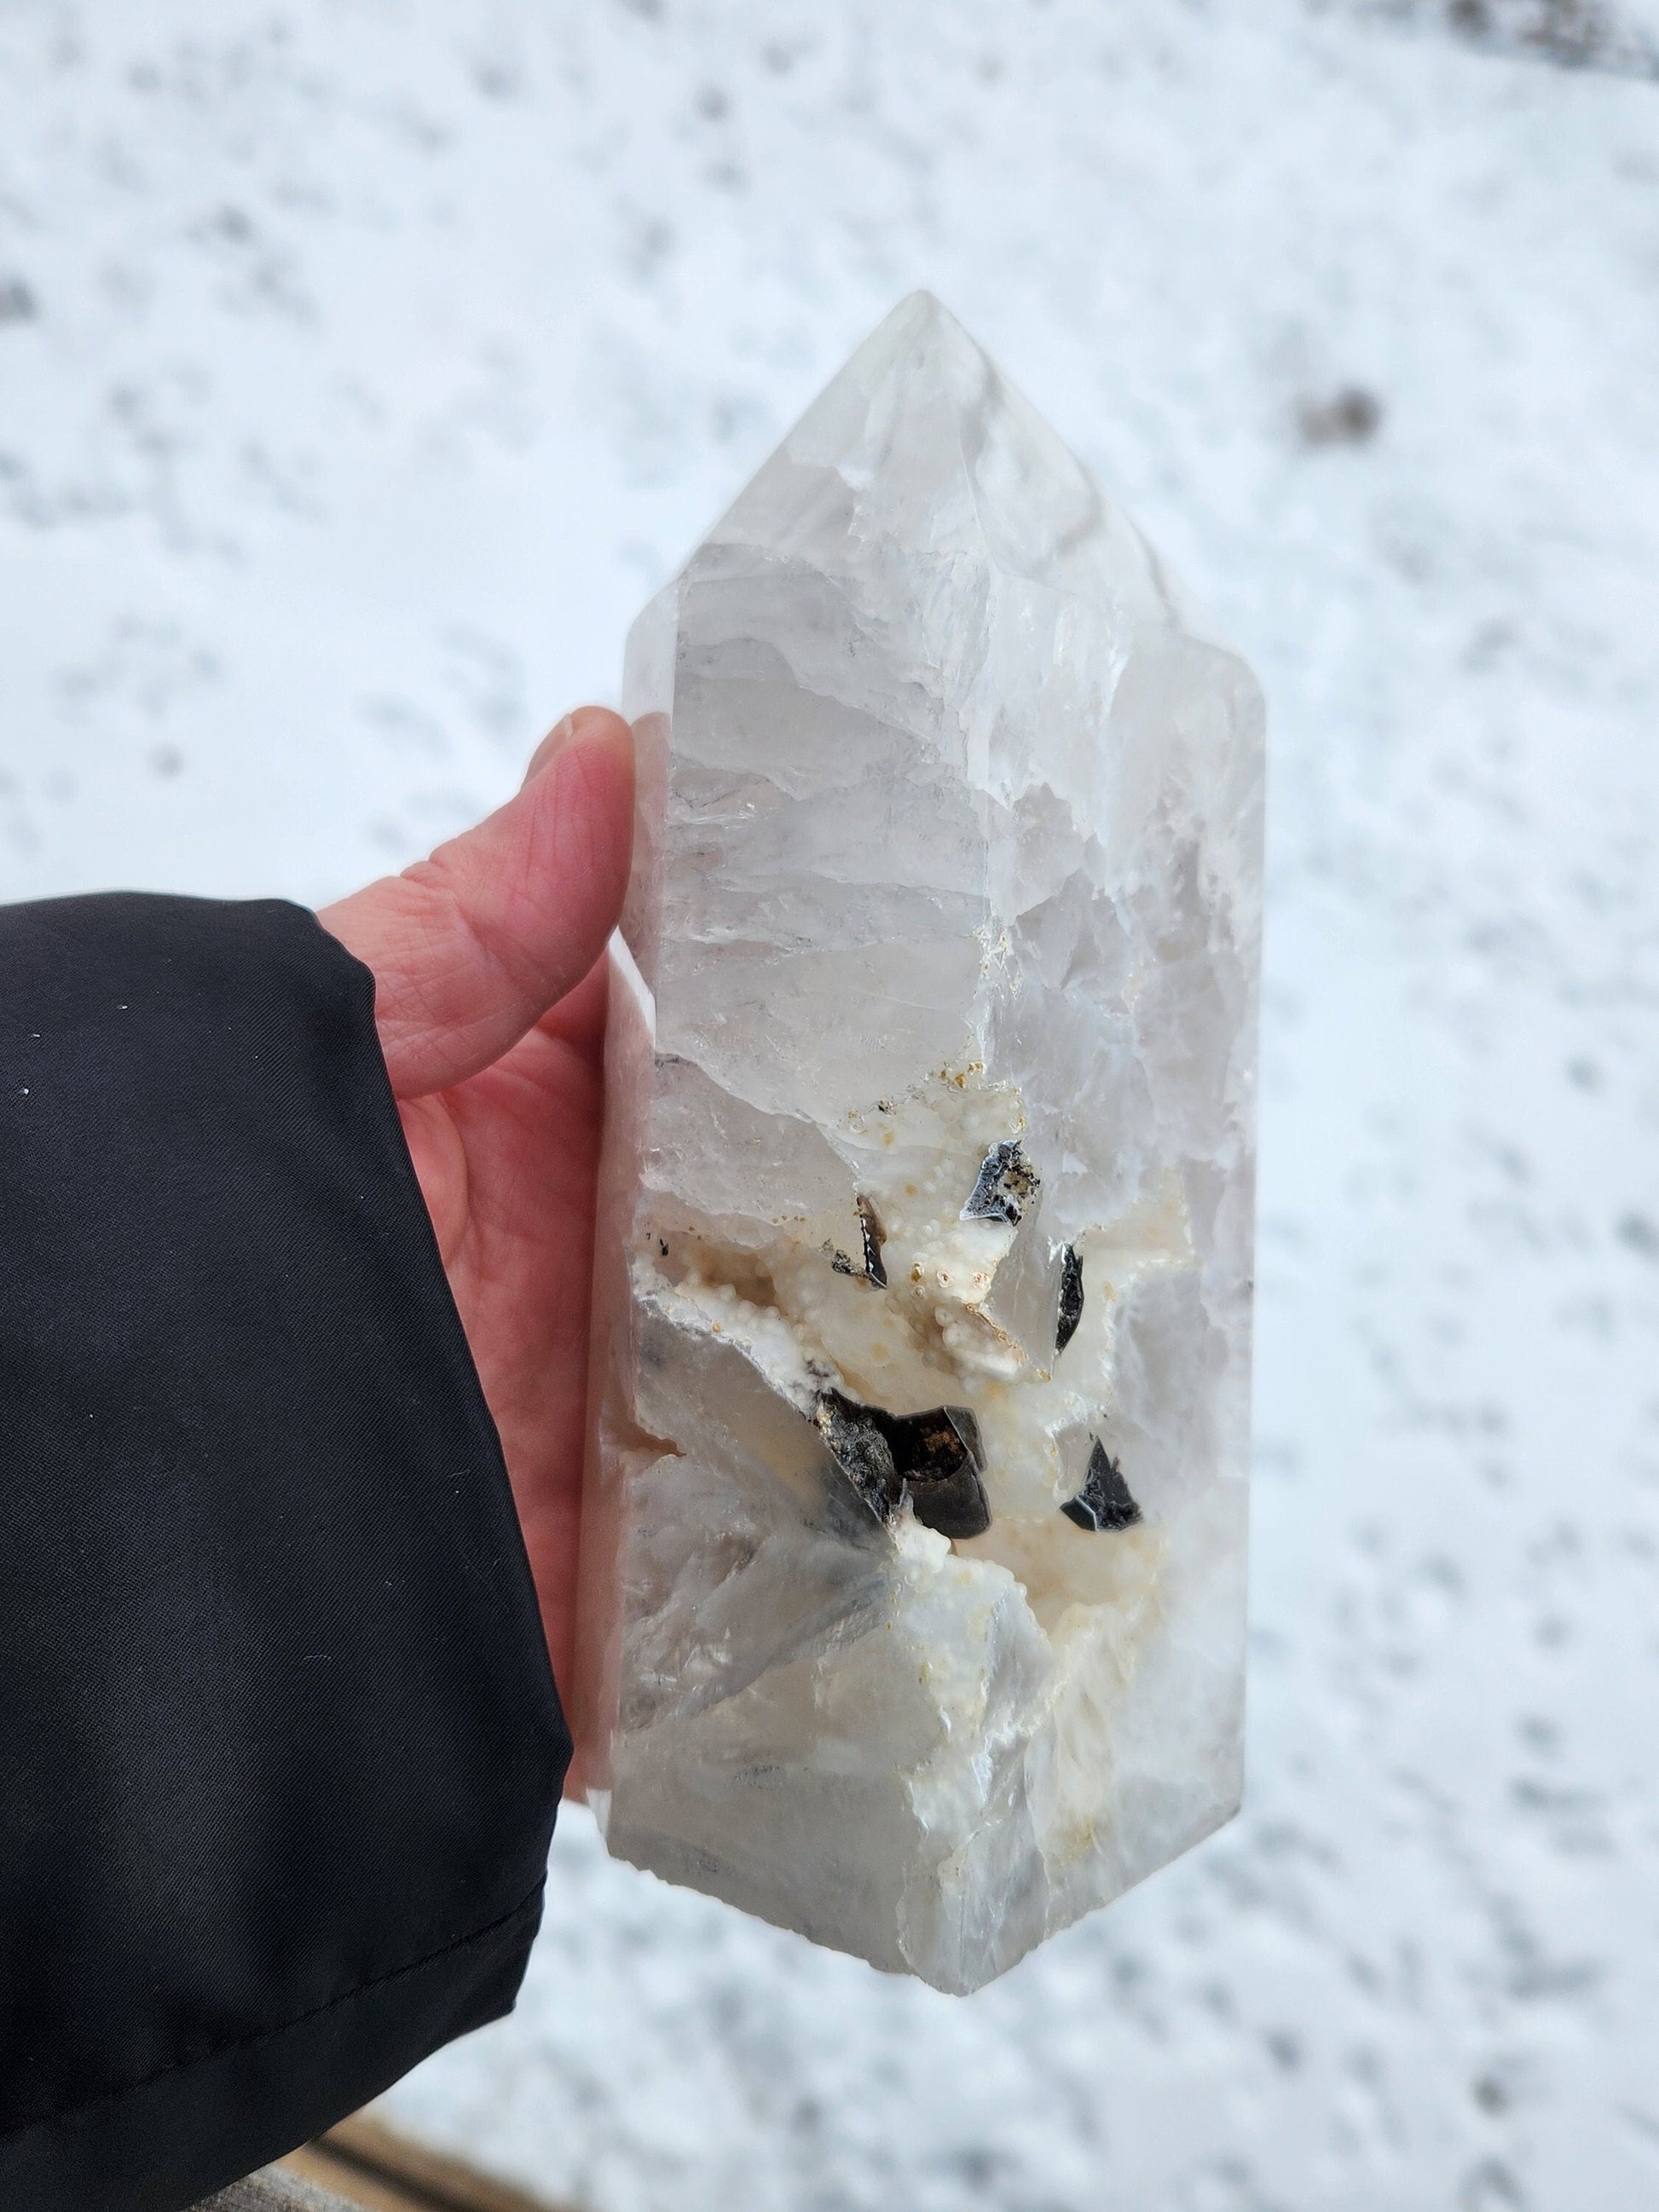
[{"x1": 574, "y1": 292, "x2": 1264, "y2": 1994}]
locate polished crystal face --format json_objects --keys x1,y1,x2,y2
[{"x1": 573, "y1": 292, "x2": 1264, "y2": 1994}]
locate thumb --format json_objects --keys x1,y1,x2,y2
[{"x1": 320, "y1": 707, "x2": 634, "y2": 1099}]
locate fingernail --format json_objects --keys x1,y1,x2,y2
[{"x1": 522, "y1": 705, "x2": 621, "y2": 787}]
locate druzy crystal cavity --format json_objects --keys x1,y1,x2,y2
[{"x1": 574, "y1": 292, "x2": 1264, "y2": 1994}]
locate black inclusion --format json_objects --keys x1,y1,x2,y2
[
  {"x1": 1055, "y1": 1244, "x2": 1084, "y2": 1354},
  {"x1": 1061, "y1": 1440, "x2": 1142, "y2": 1533},
  {"x1": 814, "y1": 1392, "x2": 899, "y2": 1520},
  {"x1": 888, "y1": 1405, "x2": 990, "y2": 1539},
  {"x1": 814, "y1": 1392, "x2": 991, "y2": 1539},
  {"x1": 962, "y1": 1139, "x2": 1039, "y2": 1227},
  {"x1": 857, "y1": 1195, "x2": 888, "y2": 1288}
]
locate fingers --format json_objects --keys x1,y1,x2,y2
[{"x1": 321, "y1": 707, "x2": 634, "y2": 1099}]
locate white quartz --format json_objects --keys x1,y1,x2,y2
[{"x1": 575, "y1": 293, "x2": 1264, "y2": 1991}]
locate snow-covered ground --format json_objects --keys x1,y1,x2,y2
[{"x1": 4, "y1": 4, "x2": 1658, "y2": 2207}]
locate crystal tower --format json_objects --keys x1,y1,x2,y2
[{"x1": 574, "y1": 292, "x2": 1264, "y2": 1994}]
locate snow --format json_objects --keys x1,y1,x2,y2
[{"x1": 3, "y1": 3, "x2": 1657, "y2": 2206}]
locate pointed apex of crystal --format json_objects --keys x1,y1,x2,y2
[
  {"x1": 582, "y1": 296, "x2": 1264, "y2": 1993},
  {"x1": 713, "y1": 290, "x2": 1168, "y2": 611}
]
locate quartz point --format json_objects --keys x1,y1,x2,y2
[{"x1": 573, "y1": 292, "x2": 1263, "y2": 1994}]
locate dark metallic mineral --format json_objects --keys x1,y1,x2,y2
[
  {"x1": 857, "y1": 1195, "x2": 888, "y2": 1287},
  {"x1": 815, "y1": 1390, "x2": 899, "y2": 1516},
  {"x1": 1055, "y1": 1243, "x2": 1084, "y2": 1354},
  {"x1": 962, "y1": 1139, "x2": 1039, "y2": 1226},
  {"x1": 887, "y1": 1404, "x2": 990, "y2": 1539},
  {"x1": 827, "y1": 1199, "x2": 888, "y2": 1286},
  {"x1": 814, "y1": 1391, "x2": 991, "y2": 1539},
  {"x1": 1061, "y1": 1440, "x2": 1142, "y2": 1533}
]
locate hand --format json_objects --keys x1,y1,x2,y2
[{"x1": 320, "y1": 707, "x2": 635, "y2": 1712}]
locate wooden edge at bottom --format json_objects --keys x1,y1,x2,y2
[{"x1": 280, "y1": 2111, "x2": 565, "y2": 2212}]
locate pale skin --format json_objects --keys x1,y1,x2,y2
[{"x1": 320, "y1": 705, "x2": 636, "y2": 1710}]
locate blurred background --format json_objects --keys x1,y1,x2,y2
[{"x1": 4, "y1": 3, "x2": 1658, "y2": 2208}]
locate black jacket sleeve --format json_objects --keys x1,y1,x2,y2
[{"x1": 0, "y1": 893, "x2": 571, "y2": 2212}]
